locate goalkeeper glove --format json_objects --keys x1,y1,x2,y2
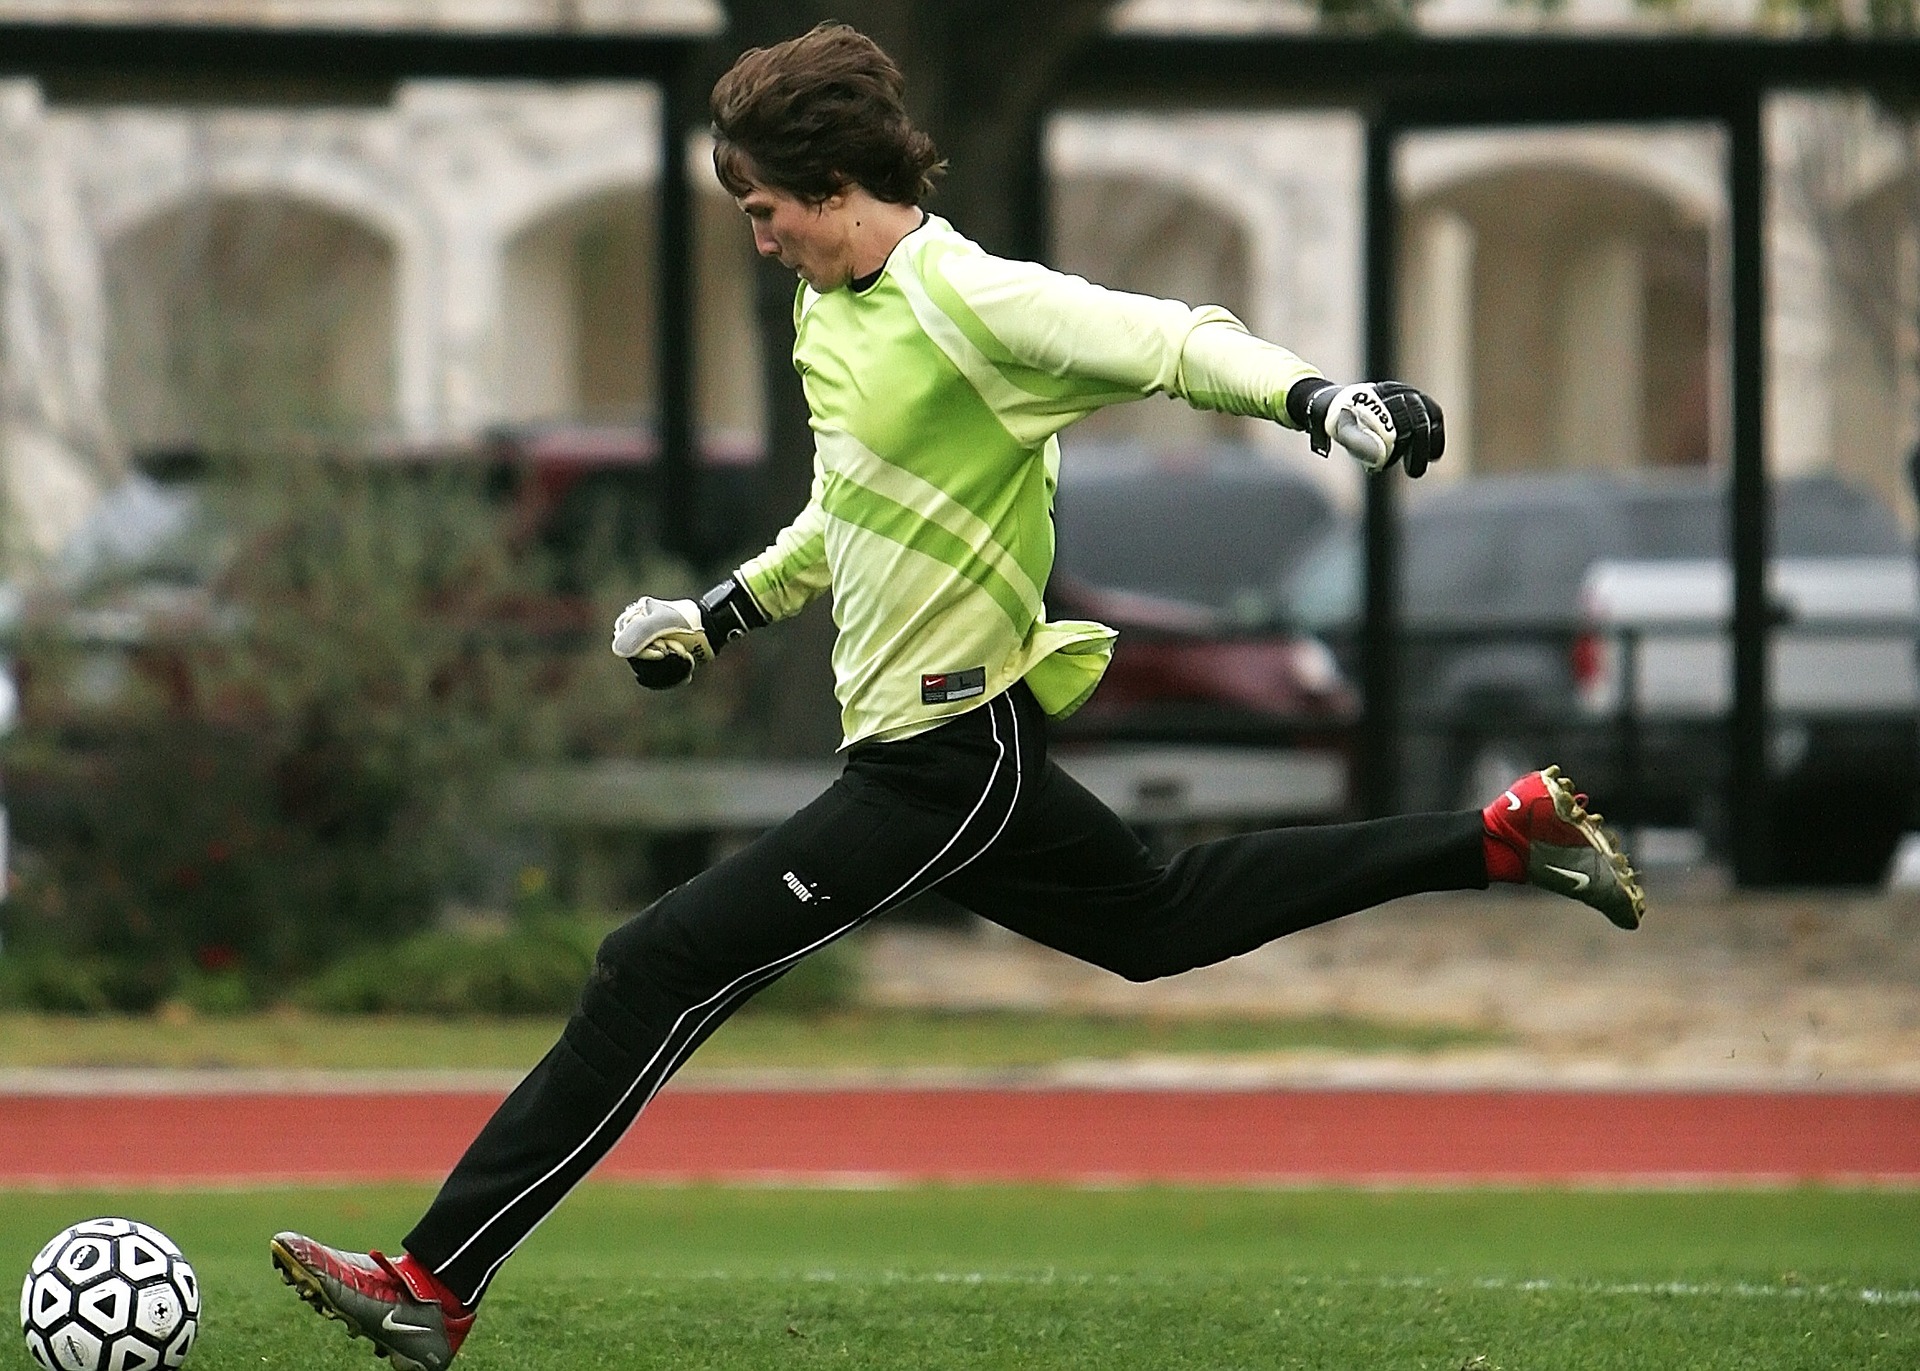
[
  {"x1": 611, "y1": 576, "x2": 767, "y2": 690},
  {"x1": 1287, "y1": 378, "x2": 1446, "y2": 478}
]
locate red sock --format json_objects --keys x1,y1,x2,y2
[
  {"x1": 1483, "y1": 828, "x2": 1525, "y2": 883},
  {"x1": 393, "y1": 1252, "x2": 470, "y2": 1317}
]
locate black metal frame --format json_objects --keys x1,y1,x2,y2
[
  {"x1": 1056, "y1": 32, "x2": 1920, "y2": 884},
  {"x1": 5, "y1": 21, "x2": 1920, "y2": 882}
]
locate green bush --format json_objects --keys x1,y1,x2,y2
[
  {"x1": 293, "y1": 918, "x2": 861, "y2": 1018},
  {"x1": 173, "y1": 965, "x2": 256, "y2": 1016},
  {"x1": 2, "y1": 712, "x2": 442, "y2": 979},
  {"x1": 2, "y1": 454, "x2": 735, "y2": 989},
  {"x1": 0, "y1": 952, "x2": 172, "y2": 1014},
  {"x1": 297, "y1": 918, "x2": 609, "y2": 1016}
]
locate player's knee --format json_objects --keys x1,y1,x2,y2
[
  {"x1": 592, "y1": 901, "x2": 697, "y2": 999},
  {"x1": 1101, "y1": 943, "x2": 1189, "y2": 983},
  {"x1": 558, "y1": 907, "x2": 687, "y2": 1078},
  {"x1": 594, "y1": 909, "x2": 659, "y2": 978}
]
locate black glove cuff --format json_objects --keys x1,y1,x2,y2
[
  {"x1": 1287, "y1": 377, "x2": 1337, "y2": 455},
  {"x1": 628, "y1": 653, "x2": 695, "y2": 689},
  {"x1": 697, "y1": 576, "x2": 769, "y2": 653}
]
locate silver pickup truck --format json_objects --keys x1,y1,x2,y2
[
  {"x1": 1575, "y1": 556, "x2": 1919, "y2": 884},
  {"x1": 1273, "y1": 468, "x2": 1917, "y2": 883}
]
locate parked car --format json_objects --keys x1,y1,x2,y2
[
  {"x1": 5, "y1": 428, "x2": 766, "y2": 715},
  {"x1": 3, "y1": 460, "x2": 231, "y2": 726},
  {"x1": 474, "y1": 420, "x2": 764, "y2": 578},
  {"x1": 1273, "y1": 468, "x2": 1918, "y2": 881},
  {"x1": 1046, "y1": 443, "x2": 1357, "y2": 753}
]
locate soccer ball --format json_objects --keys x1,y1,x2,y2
[{"x1": 19, "y1": 1218, "x2": 199, "y2": 1371}]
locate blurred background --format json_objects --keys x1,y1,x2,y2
[{"x1": 0, "y1": 0, "x2": 1913, "y2": 1091}]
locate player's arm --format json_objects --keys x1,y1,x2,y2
[
  {"x1": 611, "y1": 464, "x2": 830, "y2": 690},
  {"x1": 1176, "y1": 316, "x2": 1445, "y2": 476},
  {"x1": 934, "y1": 250, "x2": 1443, "y2": 476}
]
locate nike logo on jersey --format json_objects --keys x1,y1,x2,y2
[
  {"x1": 382, "y1": 1311, "x2": 433, "y2": 1335},
  {"x1": 1504, "y1": 790, "x2": 1522, "y2": 811},
  {"x1": 1544, "y1": 863, "x2": 1590, "y2": 892},
  {"x1": 922, "y1": 666, "x2": 985, "y2": 704}
]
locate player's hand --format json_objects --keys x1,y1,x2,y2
[
  {"x1": 611, "y1": 596, "x2": 712, "y2": 690},
  {"x1": 611, "y1": 578, "x2": 768, "y2": 690},
  {"x1": 1300, "y1": 380, "x2": 1446, "y2": 478}
]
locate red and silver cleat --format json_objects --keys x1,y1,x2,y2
[
  {"x1": 1484, "y1": 765, "x2": 1646, "y2": 930},
  {"x1": 270, "y1": 1232, "x2": 473, "y2": 1371}
]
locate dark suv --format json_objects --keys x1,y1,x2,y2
[{"x1": 1275, "y1": 468, "x2": 1917, "y2": 881}]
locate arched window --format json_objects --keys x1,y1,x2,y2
[
  {"x1": 501, "y1": 185, "x2": 763, "y2": 456},
  {"x1": 1050, "y1": 173, "x2": 1254, "y2": 452},
  {"x1": 1830, "y1": 165, "x2": 1920, "y2": 519},
  {"x1": 1403, "y1": 166, "x2": 1712, "y2": 475},
  {"x1": 105, "y1": 195, "x2": 395, "y2": 456}
]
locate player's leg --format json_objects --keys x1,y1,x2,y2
[
  {"x1": 270, "y1": 800, "x2": 884, "y2": 1371},
  {"x1": 273, "y1": 689, "x2": 1039, "y2": 1365},
  {"x1": 940, "y1": 751, "x2": 1489, "y2": 981},
  {"x1": 402, "y1": 690, "x2": 1033, "y2": 1306},
  {"x1": 941, "y1": 712, "x2": 1640, "y2": 980}
]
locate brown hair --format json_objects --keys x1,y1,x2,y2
[{"x1": 710, "y1": 22, "x2": 944, "y2": 206}]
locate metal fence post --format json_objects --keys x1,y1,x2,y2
[
  {"x1": 1359, "y1": 115, "x2": 1403, "y2": 819},
  {"x1": 1728, "y1": 90, "x2": 1772, "y2": 886},
  {"x1": 656, "y1": 52, "x2": 699, "y2": 566}
]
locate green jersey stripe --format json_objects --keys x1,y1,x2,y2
[
  {"x1": 819, "y1": 428, "x2": 1045, "y2": 619},
  {"x1": 914, "y1": 239, "x2": 1143, "y2": 414},
  {"x1": 821, "y1": 470, "x2": 1035, "y2": 630},
  {"x1": 894, "y1": 246, "x2": 1085, "y2": 449}
]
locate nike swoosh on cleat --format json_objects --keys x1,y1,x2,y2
[
  {"x1": 1544, "y1": 863, "x2": 1590, "y2": 891},
  {"x1": 382, "y1": 1311, "x2": 432, "y2": 1335},
  {"x1": 1504, "y1": 791, "x2": 1521, "y2": 811}
]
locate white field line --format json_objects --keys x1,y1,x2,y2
[{"x1": 673, "y1": 1268, "x2": 1920, "y2": 1306}]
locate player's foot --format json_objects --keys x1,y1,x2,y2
[
  {"x1": 1483, "y1": 765, "x2": 1646, "y2": 930},
  {"x1": 270, "y1": 1232, "x2": 473, "y2": 1371}
]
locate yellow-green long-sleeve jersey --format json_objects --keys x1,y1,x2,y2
[{"x1": 736, "y1": 213, "x2": 1323, "y2": 748}]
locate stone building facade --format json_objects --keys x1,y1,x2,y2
[{"x1": 0, "y1": 0, "x2": 1914, "y2": 563}]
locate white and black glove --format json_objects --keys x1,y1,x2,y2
[
  {"x1": 1287, "y1": 377, "x2": 1446, "y2": 478},
  {"x1": 611, "y1": 576, "x2": 767, "y2": 690}
]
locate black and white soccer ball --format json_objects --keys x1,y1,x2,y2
[{"x1": 19, "y1": 1218, "x2": 199, "y2": 1371}]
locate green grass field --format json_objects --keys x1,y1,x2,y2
[
  {"x1": 6, "y1": 1186, "x2": 1915, "y2": 1369},
  {"x1": 0, "y1": 1008, "x2": 1497, "y2": 1073}
]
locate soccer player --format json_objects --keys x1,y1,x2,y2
[{"x1": 270, "y1": 23, "x2": 1644, "y2": 1370}]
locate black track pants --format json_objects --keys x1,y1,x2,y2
[{"x1": 405, "y1": 683, "x2": 1489, "y2": 1305}]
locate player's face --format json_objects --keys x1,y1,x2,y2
[{"x1": 735, "y1": 182, "x2": 856, "y2": 291}]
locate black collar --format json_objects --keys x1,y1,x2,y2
[{"x1": 850, "y1": 210, "x2": 928, "y2": 293}]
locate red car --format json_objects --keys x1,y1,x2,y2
[{"x1": 1045, "y1": 447, "x2": 1358, "y2": 751}]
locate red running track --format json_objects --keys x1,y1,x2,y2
[{"x1": 3, "y1": 1088, "x2": 1917, "y2": 1187}]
